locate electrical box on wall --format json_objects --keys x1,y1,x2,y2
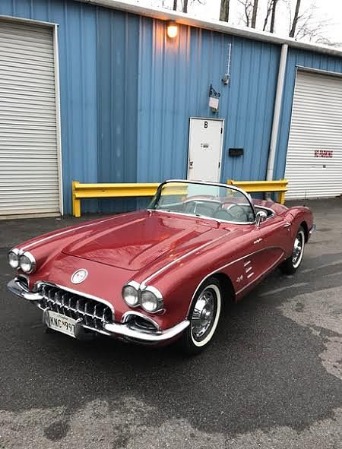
[{"x1": 228, "y1": 148, "x2": 244, "y2": 157}]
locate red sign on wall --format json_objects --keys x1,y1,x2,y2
[{"x1": 314, "y1": 150, "x2": 333, "y2": 158}]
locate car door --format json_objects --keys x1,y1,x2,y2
[
  {"x1": 228, "y1": 212, "x2": 290, "y2": 295},
  {"x1": 257, "y1": 212, "x2": 292, "y2": 272},
  {"x1": 220, "y1": 222, "x2": 265, "y2": 296}
]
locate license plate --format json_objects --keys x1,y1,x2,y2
[{"x1": 47, "y1": 311, "x2": 77, "y2": 338}]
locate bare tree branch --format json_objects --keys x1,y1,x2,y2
[
  {"x1": 251, "y1": 0, "x2": 259, "y2": 28},
  {"x1": 270, "y1": 0, "x2": 279, "y2": 33},
  {"x1": 220, "y1": 0, "x2": 230, "y2": 22},
  {"x1": 262, "y1": 0, "x2": 273, "y2": 31},
  {"x1": 237, "y1": 0, "x2": 253, "y2": 27},
  {"x1": 289, "y1": 0, "x2": 301, "y2": 38}
]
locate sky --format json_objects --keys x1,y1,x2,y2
[{"x1": 125, "y1": 0, "x2": 342, "y2": 46}]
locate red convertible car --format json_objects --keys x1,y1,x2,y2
[{"x1": 7, "y1": 180, "x2": 313, "y2": 354}]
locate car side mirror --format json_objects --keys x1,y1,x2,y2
[{"x1": 255, "y1": 210, "x2": 267, "y2": 226}]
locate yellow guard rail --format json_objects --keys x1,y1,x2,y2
[
  {"x1": 227, "y1": 179, "x2": 288, "y2": 204},
  {"x1": 72, "y1": 181, "x2": 159, "y2": 217},
  {"x1": 72, "y1": 179, "x2": 288, "y2": 217}
]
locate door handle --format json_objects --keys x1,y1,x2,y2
[
  {"x1": 253, "y1": 238, "x2": 263, "y2": 244},
  {"x1": 284, "y1": 222, "x2": 291, "y2": 228},
  {"x1": 189, "y1": 161, "x2": 193, "y2": 169}
]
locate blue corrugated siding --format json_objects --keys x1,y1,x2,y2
[
  {"x1": 95, "y1": 8, "x2": 139, "y2": 212},
  {"x1": 0, "y1": 0, "x2": 139, "y2": 213},
  {"x1": 275, "y1": 48, "x2": 342, "y2": 180},
  {"x1": 224, "y1": 38, "x2": 279, "y2": 181},
  {"x1": 2, "y1": 0, "x2": 342, "y2": 214},
  {"x1": 137, "y1": 21, "x2": 280, "y2": 183}
]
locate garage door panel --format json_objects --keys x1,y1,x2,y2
[
  {"x1": 285, "y1": 71, "x2": 342, "y2": 199},
  {"x1": 0, "y1": 19, "x2": 60, "y2": 216}
]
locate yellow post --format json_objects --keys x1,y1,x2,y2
[
  {"x1": 72, "y1": 181, "x2": 81, "y2": 218},
  {"x1": 278, "y1": 190, "x2": 286, "y2": 205}
]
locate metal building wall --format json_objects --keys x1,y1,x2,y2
[
  {"x1": 0, "y1": 0, "x2": 139, "y2": 213},
  {"x1": 3, "y1": 0, "x2": 342, "y2": 213},
  {"x1": 275, "y1": 48, "x2": 342, "y2": 180},
  {"x1": 137, "y1": 19, "x2": 281, "y2": 184}
]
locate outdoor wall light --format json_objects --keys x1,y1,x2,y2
[
  {"x1": 167, "y1": 21, "x2": 178, "y2": 39},
  {"x1": 209, "y1": 84, "x2": 220, "y2": 112}
]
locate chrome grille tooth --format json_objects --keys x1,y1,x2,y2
[
  {"x1": 93, "y1": 305, "x2": 98, "y2": 329},
  {"x1": 102, "y1": 308, "x2": 107, "y2": 324},
  {"x1": 76, "y1": 299, "x2": 81, "y2": 319},
  {"x1": 61, "y1": 293, "x2": 66, "y2": 315},
  {"x1": 84, "y1": 302, "x2": 88, "y2": 325},
  {"x1": 67, "y1": 294, "x2": 72, "y2": 316},
  {"x1": 54, "y1": 291, "x2": 61, "y2": 312}
]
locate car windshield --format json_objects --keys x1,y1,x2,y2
[{"x1": 149, "y1": 181, "x2": 255, "y2": 223}]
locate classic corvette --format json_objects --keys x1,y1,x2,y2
[{"x1": 7, "y1": 180, "x2": 314, "y2": 354}]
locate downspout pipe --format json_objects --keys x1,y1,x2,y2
[{"x1": 266, "y1": 44, "x2": 288, "y2": 181}]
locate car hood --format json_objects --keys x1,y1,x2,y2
[{"x1": 62, "y1": 210, "x2": 226, "y2": 271}]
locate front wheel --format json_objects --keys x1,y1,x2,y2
[
  {"x1": 180, "y1": 278, "x2": 222, "y2": 355},
  {"x1": 280, "y1": 226, "x2": 305, "y2": 275}
]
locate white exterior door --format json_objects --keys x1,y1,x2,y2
[
  {"x1": 285, "y1": 70, "x2": 342, "y2": 199},
  {"x1": 0, "y1": 20, "x2": 61, "y2": 217},
  {"x1": 188, "y1": 118, "x2": 224, "y2": 182}
]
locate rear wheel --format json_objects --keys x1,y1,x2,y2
[
  {"x1": 180, "y1": 278, "x2": 222, "y2": 355},
  {"x1": 280, "y1": 226, "x2": 305, "y2": 275}
]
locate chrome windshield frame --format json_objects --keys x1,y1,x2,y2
[{"x1": 148, "y1": 179, "x2": 256, "y2": 224}]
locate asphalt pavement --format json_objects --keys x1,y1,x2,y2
[{"x1": 0, "y1": 199, "x2": 342, "y2": 449}]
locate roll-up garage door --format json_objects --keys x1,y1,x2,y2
[
  {"x1": 285, "y1": 70, "x2": 342, "y2": 199},
  {"x1": 0, "y1": 20, "x2": 61, "y2": 216}
]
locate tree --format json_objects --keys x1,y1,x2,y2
[
  {"x1": 237, "y1": 0, "x2": 259, "y2": 29},
  {"x1": 287, "y1": 0, "x2": 328, "y2": 42},
  {"x1": 220, "y1": 0, "x2": 230, "y2": 22},
  {"x1": 173, "y1": 0, "x2": 202, "y2": 13},
  {"x1": 289, "y1": 0, "x2": 301, "y2": 37},
  {"x1": 251, "y1": 0, "x2": 259, "y2": 28}
]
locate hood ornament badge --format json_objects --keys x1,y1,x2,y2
[{"x1": 71, "y1": 269, "x2": 88, "y2": 284}]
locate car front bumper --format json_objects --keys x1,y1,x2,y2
[{"x1": 7, "y1": 278, "x2": 189, "y2": 344}]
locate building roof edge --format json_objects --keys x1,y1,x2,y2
[{"x1": 77, "y1": 0, "x2": 342, "y2": 58}]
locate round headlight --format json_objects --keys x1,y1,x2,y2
[
  {"x1": 141, "y1": 289, "x2": 163, "y2": 313},
  {"x1": 19, "y1": 252, "x2": 36, "y2": 274},
  {"x1": 8, "y1": 249, "x2": 20, "y2": 269},
  {"x1": 122, "y1": 285, "x2": 139, "y2": 307}
]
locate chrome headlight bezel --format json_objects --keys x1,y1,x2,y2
[
  {"x1": 122, "y1": 282, "x2": 164, "y2": 313},
  {"x1": 141, "y1": 286, "x2": 164, "y2": 313},
  {"x1": 8, "y1": 248, "x2": 20, "y2": 269},
  {"x1": 19, "y1": 252, "x2": 36, "y2": 274},
  {"x1": 122, "y1": 281, "x2": 140, "y2": 307}
]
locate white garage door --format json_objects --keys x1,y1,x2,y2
[
  {"x1": 285, "y1": 70, "x2": 342, "y2": 199},
  {"x1": 0, "y1": 20, "x2": 61, "y2": 216}
]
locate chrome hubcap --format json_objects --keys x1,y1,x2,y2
[
  {"x1": 191, "y1": 289, "x2": 216, "y2": 341},
  {"x1": 292, "y1": 232, "x2": 304, "y2": 267}
]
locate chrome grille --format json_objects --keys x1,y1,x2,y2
[{"x1": 38, "y1": 284, "x2": 113, "y2": 331}]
